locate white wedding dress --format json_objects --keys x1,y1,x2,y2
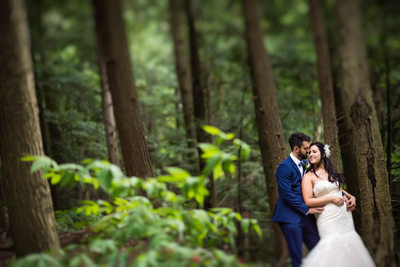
[{"x1": 301, "y1": 180, "x2": 375, "y2": 267}]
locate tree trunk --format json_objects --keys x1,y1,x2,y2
[
  {"x1": 99, "y1": 59, "x2": 120, "y2": 166},
  {"x1": 335, "y1": 0, "x2": 394, "y2": 265},
  {"x1": 26, "y1": 0, "x2": 62, "y2": 210},
  {"x1": 309, "y1": 0, "x2": 340, "y2": 168},
  {"x1": 382, "y1": 27, "x2": 392, "y2": 187},
  {"x1": 241, "y1": 0, "x2": 288, "y2": 264},
  {"x1": 0, "y1": 0, "x2": 60, "y2": 256},
  {"x1": 92, "y1": 0, "x2": 153, "y2": 178},
  {"x1": 184, "y1": 0, "x2": 215, "y2": 208},
  {"x1": 169, "y1": 0, "x2": 197, "y2": 152}
]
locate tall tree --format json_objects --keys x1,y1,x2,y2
[
  {"x1": 335, "y1": 0, "x2": 394, "y2": 264},
  {"x1": 92, "y1": 0, "x2": 153, "y2": 178},
  {"x1": 99, "y1": 61, "x2": 120, "y2": 166},
  {"x1": 241, "y1": 0, "x2": 288, "y2": 264},
  {"x1": 169, "y1": 0, "x2": 197, "y2": 153},
  {"x1": 185, "y1": 0, "x2": 215, "y2": 208},
  {"x1": 309, "y1": 0, "x2": 340, "y2": 168},
  {"x1": 27, "y1": 0, "x2": 61, "y2": 209},
  {"x1": 0, "y1": 0, "x2": 60, "y2": 256}
]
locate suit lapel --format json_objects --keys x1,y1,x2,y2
[{"x1": 288, "y1": 157, "x2": 302, "y2": 179}]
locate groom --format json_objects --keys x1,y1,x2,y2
[{"x1": 272, "y1": 133, "x2": 324, "y2": 267}]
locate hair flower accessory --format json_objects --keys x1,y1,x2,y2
[{"x1": 324, "y1": 144, "x2": 331, "y2": 158}]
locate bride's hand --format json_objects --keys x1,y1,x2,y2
[{"x1": 331, "y1": 196, "x2": 345, "y2": 206}]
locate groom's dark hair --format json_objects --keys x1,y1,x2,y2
[{"x1": 289, "y1": 132, "x2": 310, "y2": 150}]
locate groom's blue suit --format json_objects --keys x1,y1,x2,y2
[{"x1": 272, "y1": 156, "x2": 319, "y2": 267}]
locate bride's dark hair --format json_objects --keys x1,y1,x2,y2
[{"x1": 309, "y1": 142, "x2": 344, "y2": 188}]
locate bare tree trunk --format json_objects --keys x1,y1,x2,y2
[
  {"x1": 0, "y1": 0, "x2": 60, "y2": 256},
  {"x1": 169, "y1": 0, "x2": 197, "y2": 152},
  {"x1": 92, "y1": 0, "x2": 153, "y2": 178},
  {"x1": 185, "y1": 0, "x2": 215, "y2": 208},
  {"x1": 336, "y1": 0, "x2": 394, "y2": 265},
  {"x1": 313, "y1": 115, "x2": 324, "y2": 142},
  {"x1": 241, "y1": 0, "x2": 288, "y2": 264},
  {"x1": 26, "y1": 0, "x2": 61, "y2": 210},
  {"x1": 382, "y1": 29, "x2": 392, "y2": 187},
  {"x1": 99, "y1": 60, "x2": 120, "y2": 166},
  {"x1": 309, "y1": 0, "x2": 340, "y2": 168}
]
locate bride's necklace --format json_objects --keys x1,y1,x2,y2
[{"x1": 314, "y1": 168, "x2": 327, "y2": 177}]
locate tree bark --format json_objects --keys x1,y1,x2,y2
[
  {"x1": 382, "y1": 28, "x2": 392, "y2": 187},
  {"x1": 92, "y1": 0, "x2": 153, "y2": 178},
  {"x1": 309, "y1": 0, "x2": 340, "y2": 168},
  {"x1": 184, "y1": 0, "x2": 215, "y2": 208},
  {"x1": 0, "y1": 0, "x2": 60, "y2": 256},
  {"x1": 169, "y1": 0, "x2": 197, "y2": 152},
  {"x1": 335, "y1": 0, "x2": 394, "y2": 265},
  {"x1": 241, "y1": 0, "x2": 288, "y2": 264},
  {"x1": 26, "y1": 0, "x2": 62, "y2": 210},
  {"x1": 99, "y1": 59, "x2": 120, "y2": 166}
]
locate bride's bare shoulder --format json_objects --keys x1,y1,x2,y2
[{"x1": 302, "y1": 172, "x2": 314, "y2": 181}]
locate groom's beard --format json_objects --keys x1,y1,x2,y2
[{"x1": 299, "y1": 151, "x2": 308, "y2": 160}]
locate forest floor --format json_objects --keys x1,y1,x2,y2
[{"x1": 0, "y1": 229, "x2": 91, "y2": 265}]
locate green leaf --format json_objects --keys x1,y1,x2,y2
[
  {"x1": 59, "y1": 171, "x2": 75, "y2": 188},
  {"x1": 201, "y1": 154, "x2": 220, "y2": 176},
  {"x1": 57, "y1": 163, "x2": 81, "y2": 171},
  {"x1": 241, "y1": 218, "x2": 250, "y2": 234},
  {"x1": 50, "y1": 174, "x2": 62, "y2": 185},
  {"x1": 30, "y1": 156, "x2": 57, "y2": 173},
  {"x1": 213, "y1": 162, "x2": 223, "y2": 179},
  {"x1": 198, "y1": 143, "x2": 220, "y2": 159},
  {"x1": 225, "y1": 133, "x2": 235, "y2": 140},
  {"x1": 165, "y1": 167, "x2": 191, "y2": 181},
  {"x1": 235, "y1": 213, "x2": 242, "y2": 221},
  {"x1": 157, "y1": 175, "x2": 180, "y2": 183},
  {"x1": 234, "y1": 139, "x2": 251, "y2": 160},
  {"x1": 202, "y1": 125, "x2": 221, "y2": 136},
  {"x1": 98, "y1": 168, "x2": 113, "y2": 189},
  {"x1": 210, "y1": 207, "x2": 231, "y2": 215},
  {"x1": 252, "y1": 223, "x2": 262, "y2": 236},
  {"x1": 21, "y1": 155, "x2": 36, "y2": 162},
  {"x1": 222, "y1": 159, "x2": 235, "y2": 176}
]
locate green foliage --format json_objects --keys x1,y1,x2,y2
[
  {"x1": 54, "y1": 208, "x2": 101, "y2": 233},
  {"x1": 23, "y1": 0, "x2": 400, "y2": 262},
  {"x1": 12, "y1": 129, "x2": 259, "y2": 266},
  {"x1": 27, "y1": 0, "x2": 106, "y2": 165}
]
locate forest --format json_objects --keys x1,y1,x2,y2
[{"x1": 0, "y1": 0, "x2": 399, "y2": 266}]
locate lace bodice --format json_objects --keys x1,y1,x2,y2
[
  {"x1": 312, "y1": 180, "x2": 354, "y2": 238},
  {"x1": 313, "y1": 179, "x2": 341, "y2": 198}
]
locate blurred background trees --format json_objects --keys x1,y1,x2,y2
[{"x1": 0, "y1": 0, "x2": 399, "y2": 265}]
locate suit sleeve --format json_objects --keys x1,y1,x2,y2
[{"x1": 276, "y1": 164, "x2": 309, "y2": 215}]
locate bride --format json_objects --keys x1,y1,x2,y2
[{"x1": 301, "y1": 142, "x2": 375, "y2": 267}]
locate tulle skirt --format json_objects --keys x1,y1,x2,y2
[{"x1": 301, "y1": 227, "x2": 375, "y2": 267}]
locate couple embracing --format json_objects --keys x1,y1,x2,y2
[{"x1": 272, "y1": 133, "x2": 375, "y2": 267}]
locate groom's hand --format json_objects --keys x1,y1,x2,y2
[
  {"x1": 346, "y1": 196, "x2": 356, "y2": 212},
  {"x1": 308, "y1": 207, "x2": 324, "y2": 214}
]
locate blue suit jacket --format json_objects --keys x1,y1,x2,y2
[{"x1": 272, "y1": 156, "x2": 309, "y2": 223}]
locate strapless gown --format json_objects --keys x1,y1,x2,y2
[{"x1": 301, "y1": 180, "x2": 375, "y2": 267}]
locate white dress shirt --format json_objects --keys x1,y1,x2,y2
[{"x1": 290, "y1": 152, "x2": 303, "y2": 176}]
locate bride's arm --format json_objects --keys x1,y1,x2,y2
[{"x1": 301, "y1": 174, "x2": 344, "y2": 207}]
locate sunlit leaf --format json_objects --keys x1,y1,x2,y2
[{"x1": 202, "y1": 125, "x2": 221, "y2": 136}]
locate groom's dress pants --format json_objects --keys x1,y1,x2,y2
[{"x1": 279, "y1": 215, "x2": 319, "y2": 267}]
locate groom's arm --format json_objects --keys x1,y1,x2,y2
[
  {"x1": 276, "y1": 164, "x2": 309, "y2": 215},
  {"x1": 342, "y1": 189, "x2": 356, "y2": 211}
]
